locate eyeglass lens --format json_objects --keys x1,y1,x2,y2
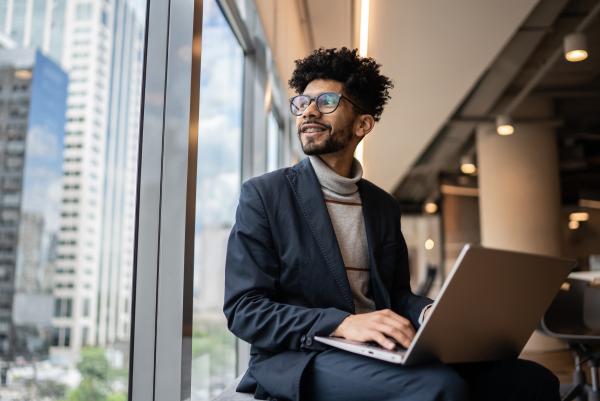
[{"x1": 290, "y1": 93, "x2": 341, "y2": 115}]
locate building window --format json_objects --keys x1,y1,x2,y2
[
  {"x1": 75, "y1": 3, "x2": 93, "y2": 20},
  {"x1": 81, "y1": 327, "x2": 89, "y2": 346},
  {"x1": 83, "y1": 298, "x2": 90, "y2": 317},
  {"x1": 63, "y1": 327, "x2": 71, "y2": 347}
]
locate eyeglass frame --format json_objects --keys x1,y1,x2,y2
[{"x1": 289, "y1": 92, "x2": 365, "y2": 116}]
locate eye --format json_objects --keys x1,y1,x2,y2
[{"x1": 292, "y1": 96, "x2": 310, "y2": 109}]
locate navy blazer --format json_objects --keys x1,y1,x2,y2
[{"x1": 223, "y1": 158, "x2": 433, "y2": 401}]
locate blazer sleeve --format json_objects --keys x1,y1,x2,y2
[
  {"x1": 223, "y1": 180, "x2": 351, "y2": 353},
  {"x1": 389, "y1": 206, "x2": 434, "y2": 329}
]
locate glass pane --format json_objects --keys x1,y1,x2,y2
[
  {"x1": 266, "y1": 111, "x2": 279, "y2": 172},
  {"x1": 192, "y1": 0, "x2": 244, "y2": 399},
  {"x1": 0, "y1": 1, "x2": 146, "y2": 399}
]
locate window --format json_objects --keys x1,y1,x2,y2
[
  {"x1": 75, "y1": 3, "x2": 93, "y2": 20},
  {"x1": 81, "y1": 326, "x2": 89, "y2": 345},
  {"x1": 267, "y1": 110, "x2": 283, "y2": 172},
  {"x1": 63, "y1": 327, "x2": 71, "y2": 347},
  {"x1": 192, "y1": 0, "x2": 244, "y2": 399},
  {"x1": 83, "y1": 298, "x2": 90, "y2": 317},
  {"x1": 55, "y1": 298, "x2": 73, "y2": 317},
  {"x1": 53, "y1": 299, "x2": 61, "y2": 317},
  {"x1": 0, "y1": 1, "x2": 147, "y2": 400}
]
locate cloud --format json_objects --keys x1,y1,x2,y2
[{"x1": 26, "y1": 124, "x2": 63, "y2": 161}]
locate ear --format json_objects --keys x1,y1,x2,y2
[{"x1": 354, "y1": 114, "x2": 375, "y2": 139}]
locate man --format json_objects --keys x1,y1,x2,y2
[{"x1": 224, "y1": 47, "x2": 559, "y2": 401}]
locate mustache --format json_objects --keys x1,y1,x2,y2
[{"x1": 299, "y1": 120, "x2": 332, "y2": 132}]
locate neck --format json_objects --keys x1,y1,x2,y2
[{"x1": 318, "y1": 147, "x2": 356, "y2": 178}]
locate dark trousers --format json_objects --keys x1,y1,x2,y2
[{"x1": 301, "y1": 349, "x2": 560, "y2": 401}]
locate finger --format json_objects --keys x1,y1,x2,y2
[
  {"x1": 380, "y1": 309, "x2": 413, "y2": 328},
  {"x1": 370, "y1": 330, "x2": 396, "y2": 351},
  {"x1": 375, "y1": 323, "x2": 412, "y2": 348},
  {"x1": 381, "y1": 316, "x2": 416, "y2": 339}
]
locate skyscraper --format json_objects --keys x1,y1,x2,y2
[
  {"x1": 0, "y1": 48, "x2": 68, "y2": 358},
  {"x1": 51, "y1": 0, "x2": 144, "y2": 358},
  {"x1": 96, "y1": 0, "x2": 144, "y2": 348},
  {"x1": 1, "y1": 0, "x2": 144, "y2": 361},
  {"x1": 49, "y1": 0, "x2": 115, "y2": 356},
  {"x1": 0, "y1": 0, "x2": 67, "y2": 63}
]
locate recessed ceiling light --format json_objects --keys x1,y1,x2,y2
[
  {"x1": 564, "y1": 33, "x2": 589, "y2": 62},
  {"x1": 496, "y1": 115, "x2": 514, "y2": 136}
]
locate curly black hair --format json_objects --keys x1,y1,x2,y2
[{"x1": 288, "y1": 47, "x2": 393, "y2": 122}]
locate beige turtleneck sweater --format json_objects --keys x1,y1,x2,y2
[{"x1": 309, "y1": 155, "x2": 376, "y2": 314}]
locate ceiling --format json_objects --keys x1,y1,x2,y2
[
  {"x1": 350, "y1": 0, "x2": 540, "y2": 192},
  {"x1": 258, "y1": 0, "x2": 568, "y2": 195},
  {"x1": 394, "y1": 0, "x2": 600, "y2": 210}
]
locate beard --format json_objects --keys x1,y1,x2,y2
[{"x1": 298, "y1": 119, "x2": 354, "y2": 156}]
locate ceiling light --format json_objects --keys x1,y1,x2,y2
[
  {"x1": 460, "y1": 156, "x2": 477, "y2": 175},
  {"x1": 564, "y1": 33, "x2": 588, "y2": 62},
  {"x1": 496, "y1": 115, "x2": 514, "y2": 136},
  {"x1": 569, "y1": 212, "x2": 589, "y2": 222},
  {"x1": 568, "y1": 220, "x2": 580, "y2": 230},
  {"x1": 423, "y1": 200, "x2": 438, "y2": 214},
  {"x1": 425, "y1": 239, "x2": 435, "y2": 250}
]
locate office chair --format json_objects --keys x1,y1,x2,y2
[{"x1": 541, "y1": 276, "x2": 600, "y2": 401}]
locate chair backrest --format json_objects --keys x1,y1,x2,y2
[
  {"x1": 583, "y1": 281, "x2": 600, "y2": 330},
  {"x1": 541, "y1": 277, "x2": 600, "y2": 342}
]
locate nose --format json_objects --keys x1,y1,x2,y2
[{"x1": 301, "y1": 99, "x2": 321, "y2": 119}]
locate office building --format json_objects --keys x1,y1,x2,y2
[
  {"x1": 0, "y1": 0, "x2": 67, "y2": 62},
  {"x1": 51, "y1": 0, "x2": 143, "y2": 357},
  {"x1": 0, "y1": 48, "x2": 68, "y2": 358},
  {"x1": 1, "y1": 0, "x2": 143, "y2": 358},
  {"x1": 96, "y1": 0, "x2": 144, "y2": 347}
]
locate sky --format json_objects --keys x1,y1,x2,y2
[{"x1": 195, "y1": 0, "x2": 244, "y2": 230}]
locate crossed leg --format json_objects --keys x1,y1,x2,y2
[{"x1": 301, "y1": 349, "x2": 559, "y2": 401}]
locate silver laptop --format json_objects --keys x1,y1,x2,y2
[{"x1": 315, "y1": 244, "x2": 575, "y2": 365}]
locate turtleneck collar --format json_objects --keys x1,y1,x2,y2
[{"x1": 308, "y1": 155, "x2": 363, "y2": 196}]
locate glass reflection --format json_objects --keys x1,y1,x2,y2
[
  {"x1": 192, "y1": 0, "x2": 243, "y2": 399},
  {"x1": 0, "y1": 1, "x2": 146, "y2": 399}
]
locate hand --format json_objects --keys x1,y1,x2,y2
[{"x1": 331, "y1": 309, "x2": 416, "y2": 350}]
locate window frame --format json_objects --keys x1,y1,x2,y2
[
  {"x1": 129, "y1": 0, "x2": 293, "y2": 398},
  {"x1": 129, "y1": 0, "x2": 202, "y2": 399}
]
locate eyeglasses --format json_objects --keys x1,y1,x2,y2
[{"x1": 289, "y1": 92, "x2": 364, "y2": 116}]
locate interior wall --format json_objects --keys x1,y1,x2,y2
[
  {"x1": 363, "y1": 0, "x2": 540, "y2": 191},
  {"x1": 255, "y1": 0, "x2": 546, "y2": 198},
  {"x1": 254, "y1": 0, "x2": 310, "y2": 96}
]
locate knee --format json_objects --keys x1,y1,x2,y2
[
  {"x1": 519, "y1": 360, "x2": 560, "y2": 399},
  {"x1": 502, "y1": 359, "x2": 560, "y2": 400}
]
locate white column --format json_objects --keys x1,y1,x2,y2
[
  {"x1": 477, "y1": 117, "x2": 564, "y2": 351},
  {"x1": 477, "y1": 123, "x2": 562, "y2": 255}
]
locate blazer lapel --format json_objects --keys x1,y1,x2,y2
[
  {"x1": 358, "y1": 180, "x2": 391, "y2": 310},
  {"x1": 286, "y1": 159, "x2": 355, "y2": 312}
]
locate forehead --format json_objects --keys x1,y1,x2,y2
[{"x1": 302, "y1": 79, "x2": 344, "y2": 95}]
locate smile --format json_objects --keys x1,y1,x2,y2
[{"x1": 301, "y1": 123, "x2": 330, "y2": 134}]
